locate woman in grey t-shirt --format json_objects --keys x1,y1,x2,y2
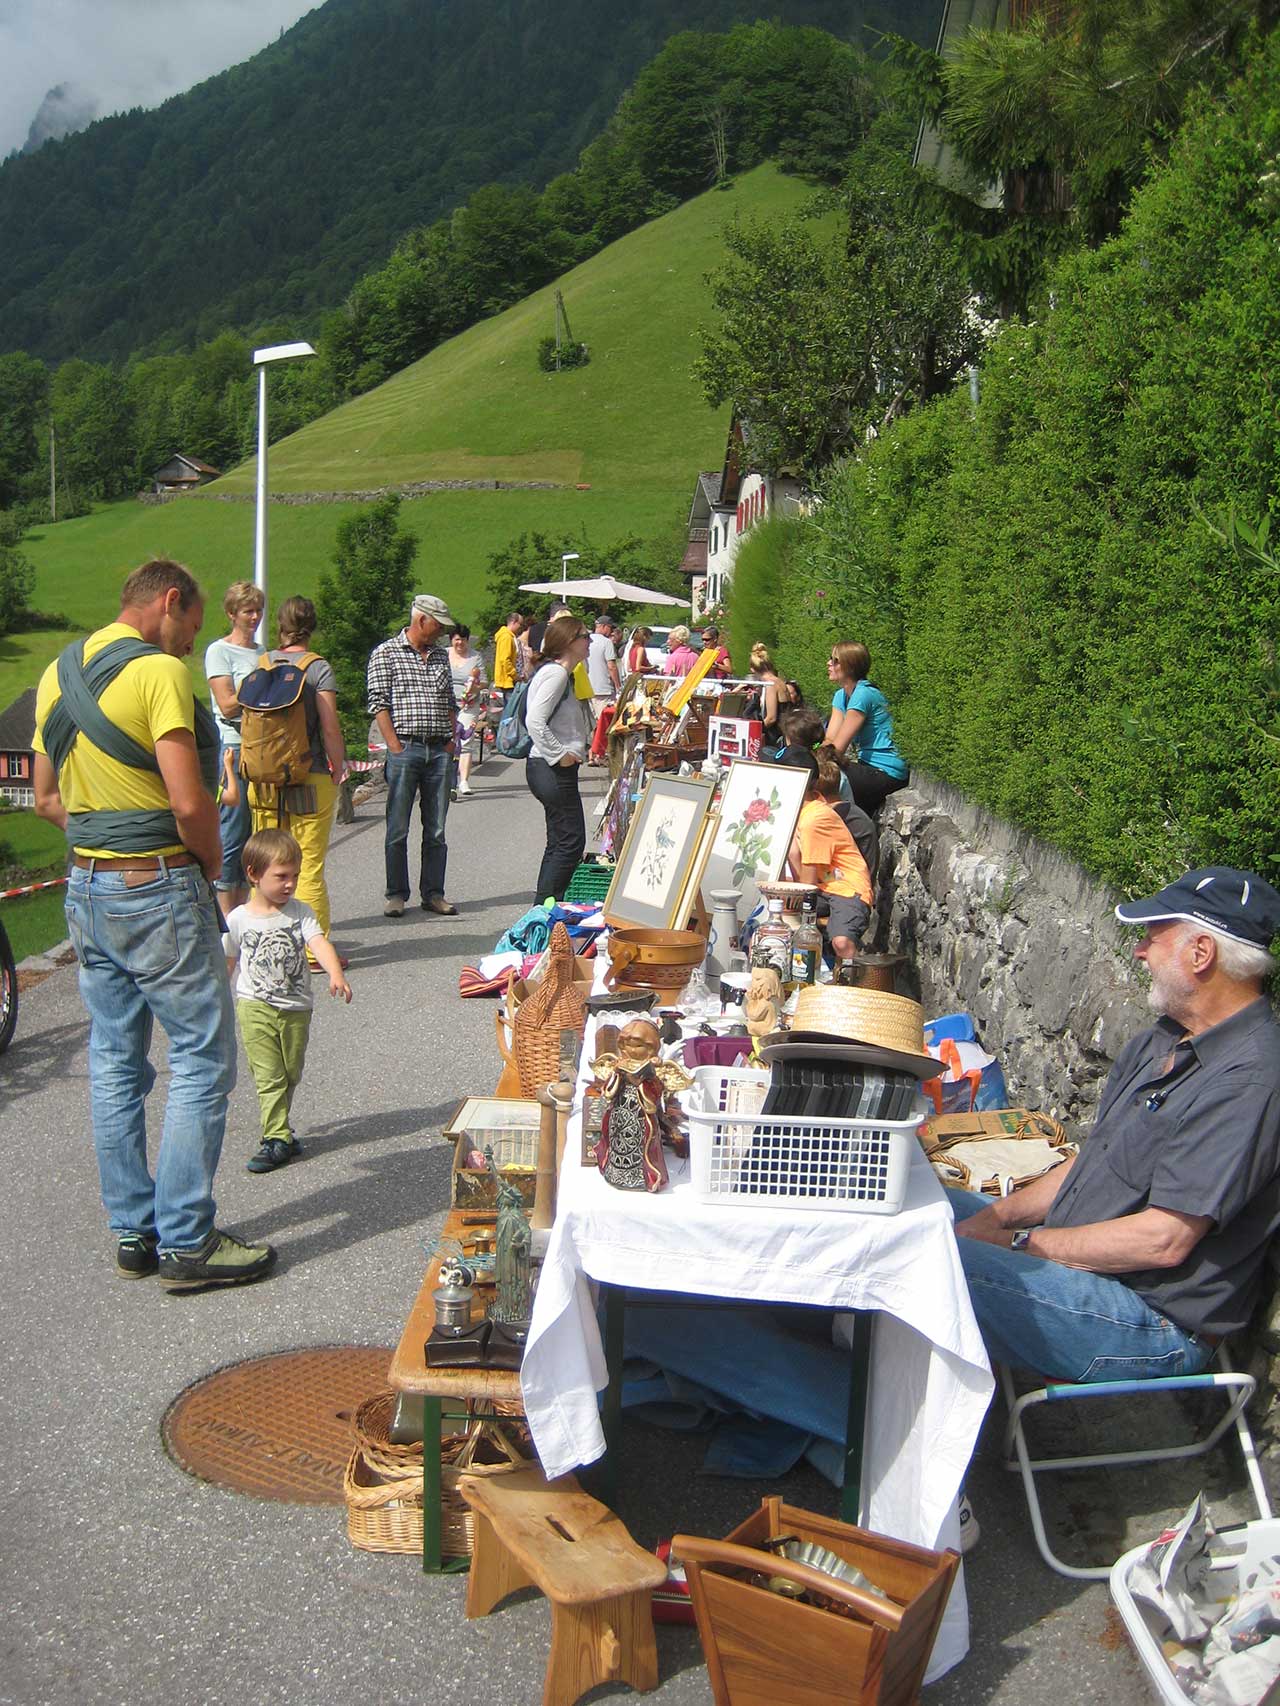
[
  {"x1": 524, "y1": 614, "x2": 593, "y2": 901},
  {"x1": 204, "y1": 579, "x2": 264, "y2": 918},
  {"x1": 247, "y1": 595, "x2": 347, "y2": 946}
]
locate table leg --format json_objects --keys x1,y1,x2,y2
[
  {"x1": 422, "y1": 1396, "x2": 442, "y2": 1573},
  {"x1": 841, "y1": 1310, "x2": 874, "y2": 1526}
]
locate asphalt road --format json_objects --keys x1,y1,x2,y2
[{"x1": 0, "y1": 754, "x2": 1267, "y2": 1704}]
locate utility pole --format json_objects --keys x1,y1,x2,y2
[{"x1": 49, "y1": 420, "x2": 56, "y2": 523}]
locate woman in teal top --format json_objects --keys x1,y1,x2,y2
[{"x1": 825, "y1": 640, "x2": 909, "y2": 812}]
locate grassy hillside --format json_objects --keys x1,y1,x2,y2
[
  {"x1": 214, "y1": 162, "x2": 810, "y2": 495},
  {"x1": 7, "y1": 164, "x2": 815, "y2": 709}
]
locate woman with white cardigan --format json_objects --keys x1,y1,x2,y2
[{"x1": 524, "y1": 613, "x2": 593, "y2": 902}]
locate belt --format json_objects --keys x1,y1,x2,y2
[
  {"x1": 73, "y1": 853, "x2": 196, "y2": 871},
  {"x1": 396, "y1": 733, "x2": 448, "y2": 744}
]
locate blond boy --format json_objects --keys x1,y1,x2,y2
[{"x1": 225, "y1": 828, "x2": 352, "y2": 1172}]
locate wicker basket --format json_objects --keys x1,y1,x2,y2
[
  {"x1": 353, "y1": 1391, "x2": 425, "y2": 1479},
  {"x1": 345, "y1": 1448, "x2": 434, "y2": 1555},
  {"x1": 345, "y1": 1405, "x2": 535, "y2": 1558},
  {"x1": 495, "y1": 921, "x2": 587, "y2": 1096}
]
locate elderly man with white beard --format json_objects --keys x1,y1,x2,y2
[{"x1": 950, "y1": 867, "x2": 1280, "y2": 1396}]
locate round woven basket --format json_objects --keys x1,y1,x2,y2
[
  {"x1": 344, "y1": 1448, "x2": 436, "y2": 1555},
  {"x1": 353, "y1": 1391, "x2": 423, "y2": 1480},
  {"x1": 344, "y1": 1408, "x2": 535, "y2": 1557},
  {"x1": 792, "y1": 985, "x2": 927, "y2": 1057}
]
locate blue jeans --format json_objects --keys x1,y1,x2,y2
[
  {"x1": 949, "y1": 1187, "x2": 1214, "y2": 1384},
  {"x1": 525, "y1": 755, "x2": 585, "y2": 902},
  {"x1": 384, "y1": 739, "x2": 450, "y2": 902},
  {"x1": 213, "y1": 741, "x2": 251, "y2": 893},
  {"x1": 65, "y1": 863, "x2": 236, "y2": 1253}
]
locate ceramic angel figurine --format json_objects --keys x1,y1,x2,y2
[
  {"x1": 590, "y1": 1018, "x2": 694, "y2": 1192},
  {"x1": 743, "y1": 964, "x2": 784, "y2": 1041}
]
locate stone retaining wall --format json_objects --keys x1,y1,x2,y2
[
  {"x1": 873, "y1": 776, "x2": 1280, "y2": 1439},
  {"x1": 138, "y1": 477, "x2": 563, "y2": 505},
  {"x1": 871, "y1": 777, "x2": 1148, "y2": 1126}
]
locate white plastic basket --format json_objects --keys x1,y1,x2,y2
[
  {"x1": 682, "y1": 1066, "x2": 922, "y2": 1215},
  {"x1": 1109, "y1": 1518, "x2": 1280, "y2": 1704}
]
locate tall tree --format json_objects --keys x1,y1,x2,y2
[
  {"x1": 0, "y1": 352, "x2": 48, "y2": 509},
  {"x1": 316, "y1": 496, "x2": 418, "y2": 744},
  {"x1": 891, "y1": 0, "x2": 1279, "y2": 314},
  {"x1": 693, "y1": 149, "x2": 981, "y2": 476},
  {"x1": 0, "y1": 514, "x2": 35, "y2": 638}
]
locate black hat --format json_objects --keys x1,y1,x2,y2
[{"x1": 1115, "y1": 867, "x2": 1280, "y2": 949}]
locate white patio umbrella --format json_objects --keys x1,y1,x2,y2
[{"x1": 518, "y1": 573, "x2": 688, "y2": 607}]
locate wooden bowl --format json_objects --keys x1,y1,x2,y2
[{"x1": 606, "y1": 927, "x2": 706, "y2": 990}]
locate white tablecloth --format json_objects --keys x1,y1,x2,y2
[{"x1": 520, "y1": 1014, "x2": 994, "y2": 1680}]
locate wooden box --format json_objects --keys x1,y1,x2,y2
[
  {"x1": 445, "y1": 1097, "x2": 541, "y2": 1210},
  {"x1": 672, "y1": 1497, "x2": 959, "y2": 1706}
]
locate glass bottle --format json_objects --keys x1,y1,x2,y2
[
  {"x1": 789, "y1": 897, "x2": 822, "y2": 989},
  {"x1": 751, "y1": 897, "x2": 791, "y2": 981}
]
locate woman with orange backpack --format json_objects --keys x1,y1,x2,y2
[{"x1": 242, "y1": 596, "x2": 346, "y2": 951}]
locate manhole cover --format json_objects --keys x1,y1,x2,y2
[{"x1": 162, "y1": 1346, "x2": 394, "y2": 1504}]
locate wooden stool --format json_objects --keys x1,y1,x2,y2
[{"x1": 460, "y1": 1467, "x2": 667, "y2": 1706}]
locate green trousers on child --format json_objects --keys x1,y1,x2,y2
[{"x1": 237, "y1": 1000, "x2": 311, "y2": 1143}]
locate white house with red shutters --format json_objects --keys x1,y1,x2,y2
[{"x1": 682, "y1": 416, "x2": 806, "y2": 616}]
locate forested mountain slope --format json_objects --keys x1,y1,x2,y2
[{"x1": 0, "y1": 0, "x2": 939, "y2": 364}]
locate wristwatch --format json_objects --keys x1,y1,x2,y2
[{"x1": 1010, "y1": 1228, "x2": 1033, "y2": 1252}]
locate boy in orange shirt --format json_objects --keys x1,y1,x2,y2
[{"x1": 782, "y1": 747, "x2": 873, "y2": 961}]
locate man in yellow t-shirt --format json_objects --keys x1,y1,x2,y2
[
  {"x1": 32, "y1": 558, "x2": 274, "y2": 1293},
  {"x1": 492, "y1": 611, "x2": 523, "y2": 699},
  {"x1": 783, "y1": 748, "x2": 873, "y2": 963}
]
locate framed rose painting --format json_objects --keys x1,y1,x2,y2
[{"x1": 700, "y1": 759, "x2": 809, "y2": 922}]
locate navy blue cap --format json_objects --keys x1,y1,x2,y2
[{"x1": 1115, "y1": 866, "x2": 1280, "y2": 949}]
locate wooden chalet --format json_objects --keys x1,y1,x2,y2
[
  {"x1": 684, "y1": 417, "x2": 806, "y2": 615},
  {"x1": 0, "y1": 688, "x2": 37, "y2": 807},
  {"x1": 152, "y1": 454, "x2": 221, "y2": 494}
]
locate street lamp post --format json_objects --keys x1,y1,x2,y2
[
  {"x1": 560, "y1": 551, "x2": 579, "y2": 593},
  {"x1": 252, "y1": 340, "x2": 316, "y2": 644}
]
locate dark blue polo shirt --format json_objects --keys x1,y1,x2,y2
[{"x1": 1044, "y1": 997, "x2": 1280, "y2": 1338}]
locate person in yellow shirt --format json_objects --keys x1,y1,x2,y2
[
  {"x1": 492, "y1": 611, "x2": 523, "y2": 699},
  {"x1": 32, "y1": 558, "x2": 275, "y2": 1294},
  {"x1": 783, "y1": 747, "x2": 873, "y2": 963}
]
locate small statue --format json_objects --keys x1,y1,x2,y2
[
  {"x1": 743, "y1": 964, "x2": 784, "y2": 1041},
  {"x1": 492, "y1": 1167, "x2": 532, "y2": 1325},
  {"x1": 591, "y1": 1018, "x2": 693, "y2": 1192}
]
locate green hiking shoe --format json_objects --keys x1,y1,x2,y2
[
  {"x1": 116, "y1": 1234, "x2": 159, "y2": 1279},
  {"x1": 158, "y1": 1229, "x2": 276, "y2": 1293},
  {"x1": 246, "y1": 1137, "x2": 300, "y2": 1174}
]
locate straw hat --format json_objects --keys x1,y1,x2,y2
[{"x1": 759, "y1": 985, "x2": 943, "y2": 1080}]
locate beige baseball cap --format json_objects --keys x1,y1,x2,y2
[{"x1": 412, "y1": 593, "x2": 456, "y2": 631}]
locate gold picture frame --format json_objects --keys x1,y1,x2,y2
[{"x1": 601, "y1": 773, "x2": 714, "y2": 931}]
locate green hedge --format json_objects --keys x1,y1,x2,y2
[
  {"x1": 750, "y1": 30, "x2": 1280, "y2": 894},
  {"x1": 723, "y1": 513, "x2": 804, "y2": 675}
]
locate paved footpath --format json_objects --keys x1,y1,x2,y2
[{"x1": 0, "y1": 752, "x2": 1263, "y2": 1704}]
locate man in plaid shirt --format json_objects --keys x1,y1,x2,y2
[{"x1": 367, "y1": 594, "x2": 459, "y2": 917}]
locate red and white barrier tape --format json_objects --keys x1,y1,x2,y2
[{"x1": 0, "y1": 877, "x2": 67, "y2": 903}]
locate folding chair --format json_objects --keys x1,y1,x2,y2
[{"x1": 1000, "y1": 1349, "x2": 1272, "y2": 1580}]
